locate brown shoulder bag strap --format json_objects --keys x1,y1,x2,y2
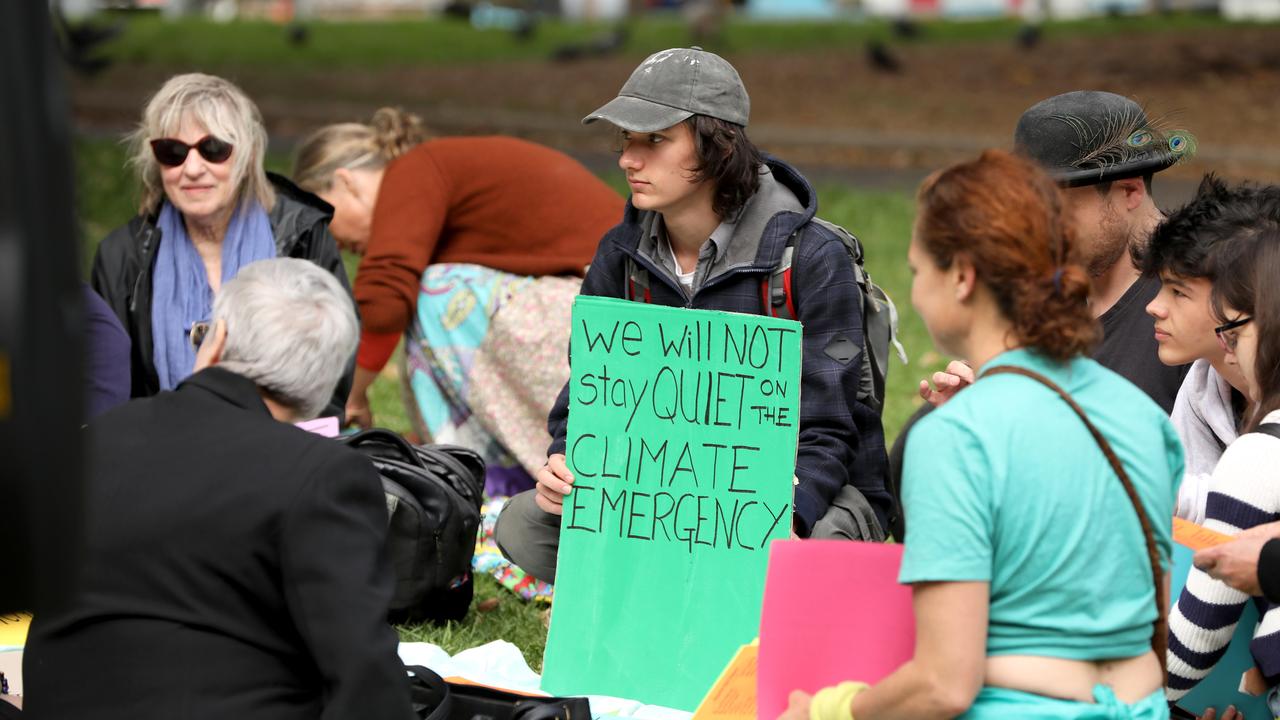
[{"x1": 983, "y1": 365, "x2": 1167, "y2": 673}]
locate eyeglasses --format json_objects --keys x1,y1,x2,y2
[
  {"x1": 149, "y1": 136, "x2": 234, "y2": 167},
  {"x1": 1214, "y1": 315, "x2": 1253, "y2": 353},
  {"x1": 188, "y1": 320, "x2": 211, "y2": 352}
]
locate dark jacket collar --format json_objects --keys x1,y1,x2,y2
[
  {"x1": 132, "y1": 173, "x2": 333, "y2": 257},
  {"x1": 266, "y1": 171, "x2": 333, "y2": 256},
  {"x1": 178, "y1": 367, "x2": 273, "y2": 418}
]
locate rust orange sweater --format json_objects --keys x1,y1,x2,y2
[{"x1": 355, "y1": 136, "x2": 623, "y2": 371}]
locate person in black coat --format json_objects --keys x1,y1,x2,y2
[
  {"x1": 90, "y1": 72, "x2": 353, "y2": 420},
  {"x1": 23, "y1": 259, "x2": 414, "y2": 720}
]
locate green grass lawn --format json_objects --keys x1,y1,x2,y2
[
  {"x1": 91, "y1": 11, "x2": 1250, "y2": 70},
  {"x1": 75, "y1": 135, "x2": 941, "y2": 671}
]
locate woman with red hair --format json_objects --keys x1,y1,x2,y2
[{"x1": 780, "y1": 150, "x2": 1182, "y2": 719}]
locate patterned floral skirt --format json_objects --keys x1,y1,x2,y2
[{"x1": 399, "y1": 263, "x2": 579, "y2": 498}]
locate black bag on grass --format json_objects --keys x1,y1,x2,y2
[
  {"x1": 340, "y1": 428, "x2": 484, "y2": 624},
  {"x1": 407, "y1": 665, "x2": 591, "y2": 720}
]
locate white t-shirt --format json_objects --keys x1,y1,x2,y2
[{"x1": 666, "y1": 239, "x2": 696, "y2": 293}]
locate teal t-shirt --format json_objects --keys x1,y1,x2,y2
[{"x1": 899, "y1": 349, "x2": 1183, "y2": 660}]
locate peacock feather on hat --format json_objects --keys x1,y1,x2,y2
[{"x1": 1051, "y1": 105, "x2": 1197, "y2": 173}]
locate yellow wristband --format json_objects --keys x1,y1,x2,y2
[{"x1": 809, "y1": 681, "x2": 869, "y2": 720}]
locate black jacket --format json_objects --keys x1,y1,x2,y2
[
  {"x1": 23, "y1": 367, "x2": 414, "y2": 720},
  {"x1": 90, "y1": 173, "x2": 354, "y2": 420}
]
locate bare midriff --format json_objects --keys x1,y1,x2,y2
[{"x1": 984, "y1": 651, "x2": 1162, "y2": 703}]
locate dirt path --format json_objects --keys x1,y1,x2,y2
[{"x1": 71, "y1": 24, "x2": 1280, "y2": 182}]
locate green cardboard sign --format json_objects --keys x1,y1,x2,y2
[{"x1": 541, "y1": 296, "x2": 801, "y2": 711}]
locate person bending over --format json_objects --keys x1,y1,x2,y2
[{"x1": 293, "y1": 109, "x2": 623, "y2": 496}]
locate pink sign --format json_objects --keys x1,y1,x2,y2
[
  {"x1": 756, "y1": 541, "x2": 915, "y2": 720},
  {"x1": 295, "y1": 416, "x2": 340, "y2": 438}
]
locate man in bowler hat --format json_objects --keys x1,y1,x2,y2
[{"x1": 918, "y1": 90, "x2": 1192, "y2": 413}]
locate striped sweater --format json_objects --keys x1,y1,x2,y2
[{"x1": 1167, "y1": 409, "x2": 1280, "y2": 699}]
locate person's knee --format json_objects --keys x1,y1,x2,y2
[
  {"x1": 494, "y1": 490, "x2": 562, "y2": 583},
  {"x1": 810, "y1": 485, "x2": 887, "y2": 542},
  {"x1": 493, "y1": 491, "x2": 533, "y2": 559}
]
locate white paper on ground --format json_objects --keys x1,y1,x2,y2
[{"x1": 397, "y1": 641, "x2": 692, "y2": 720}]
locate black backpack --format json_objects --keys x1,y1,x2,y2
[
  {"x1": 340, "y1": 428, "x2": 485, "y2": 624},
  {"x1": 408, "y1": 665, "x2": 591, "y2": 720}
]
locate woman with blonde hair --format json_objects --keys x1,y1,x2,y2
[
  {"x1": 92, "y1": 72, "x2": 352, "y2": 417},
  {"x1": 294, "y1": 108, "x2": 622, "y2": 496},
  {"x1": 781, "y1": 150, "x2": 1182, "y2": 719}
]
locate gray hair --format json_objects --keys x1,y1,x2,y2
[
  {"x1": 212, "y1": 258, "x2": 357, "y2": 419},
  {"x1": 292, "y1": 106, "x2": 429, "y2": 194},
  {"x1": 127, "y1": 73, "x2": 276, "y2": 214}
]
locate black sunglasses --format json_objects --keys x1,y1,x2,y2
[{"x1": 150, "y1": 135, "x2": 234, "y2": 167}]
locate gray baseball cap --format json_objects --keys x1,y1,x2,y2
[{"x1": 582, "y1": 47, "x2": 750, "y2": 132}]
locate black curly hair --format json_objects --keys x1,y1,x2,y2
[{"x1": 1134, "y1": 173, "x2": 1280, "y2": 280}]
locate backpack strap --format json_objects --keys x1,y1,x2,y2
[
  {"x1": 982, "y1": 365, "x2": 1168, "y2": 675},
  {"x1": 1253, "y1": 423, "x2": 1280, "y2": 442},
  {"x1": 513, "y1": 698, "x2": 594, "y2": 720},
  {"x1": 406, "y1": 665, "x2": 454, "y2": 720},
  {"x1": 763, "y1": 237, "x2": 797, "y2": 320},
  {"x1": 624, "y1": 256, "x2": 651, "y2": 304}
]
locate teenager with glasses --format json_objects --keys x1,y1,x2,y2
[
  {"x1": 1132, "y1": 176, "x2": 1274, "y2": 525},
  {"x1": 90, "y1": 73, "x2": 354, "y2": 419},
  {"x1": 1166, "y1": 185, "x2": 1280, "y2": 716}
]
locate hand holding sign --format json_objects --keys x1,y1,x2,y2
[
  {"x1": 534, "y1": 454, "x2": 574, "y2": 515},
  {"x1": 777, "y1": 692, "x2": 813, "y2": 720}
]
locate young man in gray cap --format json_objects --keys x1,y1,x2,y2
[
  {"x1": 494, "y1": 47, "x2": 893, "y2": 583},
  {"x1": 918, "y1": 90, "x2": 1192, "y2": 414}
]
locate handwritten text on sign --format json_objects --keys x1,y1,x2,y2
[
  {"x1": 542, "y1": 297, "x2": 802, "y2": 711},
  {"x1": 564, "y1": 307, "x2": 799, "y2": 552}
]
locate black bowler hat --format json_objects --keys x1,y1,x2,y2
[{"x1": 1014, "y1": 91, "x2": 1196, "y2": 188}]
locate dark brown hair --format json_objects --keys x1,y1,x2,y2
[
  {"x1": 916, "y1": 149, "x2": 1100, "y2": 361},
  {"x1": 1207, "y1": 195, "x2": 1280, "y2": 430},
  {"x1": 682, "y1": 115, "x2": 764, "y2": 219}
]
